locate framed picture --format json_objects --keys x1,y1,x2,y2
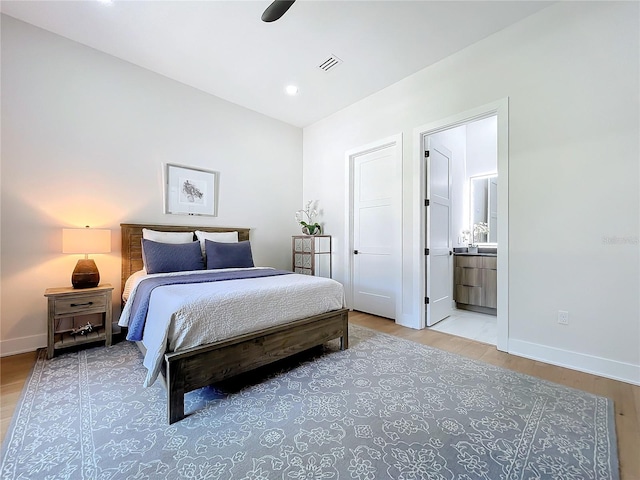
[{"x1": 164, "y1": 163, "x2": 218, "y2": 216}]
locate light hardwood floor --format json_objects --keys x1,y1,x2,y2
[
  {"x1": 1, "y1": 349, "x2": 37, "y2": 442},
  {"x1": 1, "y1": 311, "x2": 639, "y2": 479}
]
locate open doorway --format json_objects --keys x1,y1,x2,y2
[
  {"x1": 414, "y1": 98, "x2": 509, "y2": 352},
  {"x1": 427, "y1": 116, "x2": 498, "y2": 344}
]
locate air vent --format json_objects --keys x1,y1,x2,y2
[{"x1": 317, "y1": 55, "x2": 343, "y2": 73}]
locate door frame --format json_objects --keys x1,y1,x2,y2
[
  {"x1": 344, "y1": 133, "x2": 403, "y2": 319},
  {"x1": 412, "y1": 99, "x2": 509, "y2": 351}
]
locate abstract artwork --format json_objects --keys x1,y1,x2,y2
[{"x1": 164, "y1": 163, "x2": 217, "y2": 216}]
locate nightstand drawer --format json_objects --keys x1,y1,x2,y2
[{"x1": 55, "y1": 294, "x2": 107, "y2": 316}]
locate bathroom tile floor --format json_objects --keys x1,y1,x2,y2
[{"x1": 429, "y1": 308, "x2": 497, "y2": 345}]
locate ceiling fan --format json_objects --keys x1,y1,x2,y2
[{"x1": 261, "y1": 0, "x2": 296, "y2": 22}]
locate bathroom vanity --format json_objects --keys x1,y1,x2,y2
[
  {"x1": 455, "y1": 172, "x2": 498, "y2": 315},
  {"x1": 453, "y1": 249, "x2": 497, "y2": 314}
]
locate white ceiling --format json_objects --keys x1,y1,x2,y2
[{"x1": 1, "y1": 0, "x2": 551, "y2": 127}]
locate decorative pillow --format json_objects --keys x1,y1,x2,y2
[
  {"x1": 205, "y1": 240, "x2": 254, "y2": 269},
  {"x1": 142, "y1": 239, "x2": 204, "y2": 274},
  {"x1": 195, "y1": 230, "x2": 238, "y2": 257},
  {"x1": 142, "y1": 228, "x2": 194, "y2": 244}
]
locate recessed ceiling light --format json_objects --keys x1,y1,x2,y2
[
  {"x1": 285, "y1": 85, "x2": 299, "y2": 96},
  {"x1": 97, "y1": 0, "x2": 113, "y2": 5}
]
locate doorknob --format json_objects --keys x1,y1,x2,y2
[
  {"x1": 449, "y1": 250, "x2": 453, "y2": 255},
  {"x1": 354, "y1": 250, "x2": 359, "y2": 255}
]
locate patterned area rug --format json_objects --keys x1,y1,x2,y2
[{"x1": 1, "y1": 325, "x2": 619, "y2": 479}]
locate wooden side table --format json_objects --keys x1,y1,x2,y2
[
  {"x1": 44, "y1": 284, "x2": 114, "y2": 359},
  {"x1": 292, "y1": 235, "x2": 332, "y2": 277}
]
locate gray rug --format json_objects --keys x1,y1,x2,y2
[{"x1": 1, "y1": 325, "x2": 619, "y2": 479}]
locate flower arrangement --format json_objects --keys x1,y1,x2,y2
[
  {"x1": 295, "y1": 200, "x2": 322, "y2": 235},
  {"x1": 472, "y1": 222, "x2": 489, "y2": 245}
]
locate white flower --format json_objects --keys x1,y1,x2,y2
[
  {"x1": 471, "y1": 222, "x2": 489, "y2": 244},
  {"x1": 473, "y1": 222, "x2": 489, "y2": 235},
  {"x1": 295, "y1": 200, "x2": 321, "y2": 234}
]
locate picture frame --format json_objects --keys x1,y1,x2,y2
[{"x1": 164, "y1": 163, "x2": 218, "y2": 216}]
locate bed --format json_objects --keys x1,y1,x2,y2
[{"x1": 119, "y1": 223, "x2": 349, "y2": 424}]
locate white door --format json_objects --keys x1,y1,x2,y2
[
  {"x1": 425, "y1": 138, "x2": 452, "y2": 326},
  {"x1": 352, "y1": 143, "x2": 399, "y2": 319}
]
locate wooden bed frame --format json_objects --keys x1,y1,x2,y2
[{"x1": 120, "y1": 223, "x2": 349, "y2": 424}]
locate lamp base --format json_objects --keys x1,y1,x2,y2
[{"x1": 71, "y1": 259, "x2": 100, "y2": 289}]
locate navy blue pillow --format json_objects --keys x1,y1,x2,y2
[
  {"x1": 142, "y1": 239, "x2": 204, "y2": 274},
  {"x1": 205, "y1": 240, "x2": 254, "y2": 269}
]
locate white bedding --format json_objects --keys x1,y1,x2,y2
[{"x1": 118, "y1": 268, "x2": 345, "y2": 387}]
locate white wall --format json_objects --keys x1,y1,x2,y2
[
  {"x1": 466, "y1": 116, "x2": 497, "y2": 179},
  {"x1": 466, "y1": 116, "x2": 497, "y2": 243},
  {"x1": 303, "y1": 2, "x2": 639, "y2": 384},
  {"x1": 0, "y1": 16, "x2": 303, "y2": 355}
]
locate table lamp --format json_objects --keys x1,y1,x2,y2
[{"x1": 62, "y1": 226, "x2": 111, "y2": 289}]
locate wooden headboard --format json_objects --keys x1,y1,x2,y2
[{"x1": 120, "y1": 223, "x2": 250, "y2": 300}]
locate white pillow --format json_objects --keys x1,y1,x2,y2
[
  {"x1": 122, "y1": 269, "x2": 147, "y2": 303},
  {"x1": 195, "y1": 230, "x2": 239, "y2": 257},
  {"x1": 142, "y1": 228, "x2": 194, "y2": 244}
]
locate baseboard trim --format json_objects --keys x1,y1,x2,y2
[
  {"x1": 0, "y1": 334, "x2": 46, "y2": 357},
  {"x1": 509, "y1": 338, "x2": 640, "y2": 386}
]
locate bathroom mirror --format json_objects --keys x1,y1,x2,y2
[{"x1": 470, "y1": 174, "x2": 498, "y2": 244}]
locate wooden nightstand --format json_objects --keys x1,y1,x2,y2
[
  {"x1": 44, "y1": 284, "x2": 114, "y2": 359},
  {"x1": 292, "y1": 235, "x2": 332, "y2": 277}
]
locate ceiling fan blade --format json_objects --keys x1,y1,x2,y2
[{"x1": 261, "y1": 0, "x2": 296, "y2": 22}]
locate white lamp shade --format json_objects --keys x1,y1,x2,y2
[{"x1": 62, "y1": 228, "x2": 111, "y2": 254}]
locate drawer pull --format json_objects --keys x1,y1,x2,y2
[{"x1": 70, "y1": 301, "x2": 94, "y2": 307}]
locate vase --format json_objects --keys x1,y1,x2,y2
[{"x1": 302, "y1": 225, "x2": 321, "y2": 235}]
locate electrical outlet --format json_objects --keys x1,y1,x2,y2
[{"x1": 558, "y1": 310, "x2": 569, "y2": 325}]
